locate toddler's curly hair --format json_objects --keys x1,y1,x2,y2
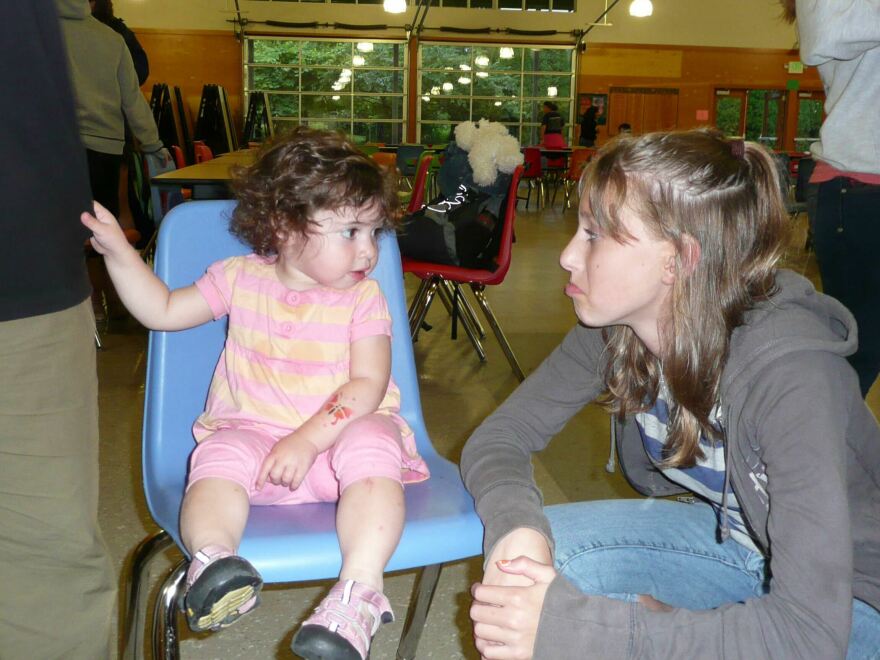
[{"x1": 229, "y1": 127, "x2": 400, "y2": 256}]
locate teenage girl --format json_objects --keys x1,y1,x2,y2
[
  {"x1": 462, "y1": 129, "x2": 880, "y2": 659},
  {"x1": 82, "y1": 127, "x2": 429, "y2": 660}
]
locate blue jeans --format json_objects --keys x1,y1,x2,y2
[{"x1": 546, "y1": 499, "x2": 880, "y2": 659}]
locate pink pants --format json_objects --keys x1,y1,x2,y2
[{"x1": 187, "y1": 414, "x2": 405, "y2": 505}]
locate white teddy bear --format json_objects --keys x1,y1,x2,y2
[{"x1": 453, "y1": 118, "x2": 524, "y2": 187}]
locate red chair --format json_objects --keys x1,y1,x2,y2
[
  {"x1": 170, "y1": 145, "x2": 186, "y2": 169},
  {"x1": 558, "y1": 147, "x2": 595, "y2": 209},
  {"x1": 403, "y1": 165, "x2": 526, "y2": 381},
  {"x1": 193, "y1": 142, "x2": 214, "y2": 163},
  {"x1": 406, "y1": 152, "x2": 434, "y2": 213},
  {"x1": 516, "y1": 147, "x2": 544, "y2": 210}
]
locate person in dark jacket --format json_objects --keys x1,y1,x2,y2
[
  {"x1": 90, "y1": 0, "x2": 149, "y2": 85},
  {"x1": 462, "y1": 130, "x2": 880, "y2": 659},
  {"x1": 578, "y1": 105, "x2": 598, "y2": 147},
  {"x1": 0, "y1": 1, "x2": 114, "y2": 657}
]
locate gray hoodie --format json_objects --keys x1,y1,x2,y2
[
  {"x1": 462, "y1": 269, "x2": 880, "y2": 658},
  {"x1": 55, "y1": 0, "x2": 162, "y2": 155},
  {"x1": 796, "y1": 0, "x2": 880, "y2": 175}
]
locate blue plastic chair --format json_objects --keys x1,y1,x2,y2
[{"x1": 121, "y1": 200, "x2": 483, "y2": 659}]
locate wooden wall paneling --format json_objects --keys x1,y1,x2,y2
[{"x1": 137, "y1": 30, "x2": 243, "y2": 145}]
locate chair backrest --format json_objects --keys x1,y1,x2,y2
[
  {"x1": 487, "y1": 164, "x2": 524, "y2": 283},
  {"x1": 522, "y1": 147, "x2": 542, "y2": 178},
  {"x1": 396, "y1": 145, "x2": 425, "y2": 178},
  {"x1": 194, "y1": 142, "x2": 214, "y2": 163},
  {"x1": 143, "y1": 151, "x2": 178, "y2": 224},
  {"x1": 566, "y1": 147, "x2": 593, "y2": 181},
  {"x1": 170, "y1": 144, "x2": 186, "y2": 169},
  {"x1": 143, "y1": 201, "x2": 435, "y2": 514},
  {"x1": 407, "y1": 153, "x2": 433, "y2": 213},
  {"x1": 371, "y1": 151, "x2": 397, "y2": 170}
]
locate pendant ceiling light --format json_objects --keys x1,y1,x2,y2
[{"x1": 628, "y1": 0, "x2": 653, "y2": 17}]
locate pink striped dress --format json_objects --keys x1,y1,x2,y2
[{"x1": 192, "y1": 254, "x2": 428, "y2": 483}]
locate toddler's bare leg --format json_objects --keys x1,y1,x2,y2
[
  {"x1": 336, "y1": 477, "x2": 404, "y2": 592},
  {"x1": 180, "y1": 477, "x2": 249, "y2": 554}
]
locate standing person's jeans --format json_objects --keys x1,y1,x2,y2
[
  {"x1": 811, "y1": 178, "x2": 880, "y2": 397},
  {"x1": 546, "y1": 499, "x2": 880, "y2": 659}
]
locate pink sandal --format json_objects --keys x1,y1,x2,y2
[
  {"x1": 291, "y1": 579, "x2": 393, "y2": 660},
  {"x1": 182, "y1": 545, "x2": 262, "y2": 632}
]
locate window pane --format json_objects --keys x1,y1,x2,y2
[
  {"x1": 354, "y1": 95, "x2": 404, "y2": 120},
  {"x1": 368, "y1": 43, "x2": 404, "y2": 68},
  {"x1": 553, "y1": 0, "x2": 575, "y2": 10},
  {"x1": 353, "y1": 122, "x2": 400, "y2": 144},
  {"x1": 422, "y1": 45, "x2": 473, "y2": 70},
  {"x1": 523, "y1": 48, "x2": 571, "y2": 72},
  {"x1": 499, "y1": 0, "x2": 523, "y2": 9},
  {"x1": 301, "y1": 42, "x2": 351, "y2": 67},
  {"x1": 421, "y1": 97, "x2": 470, "y2": 122},
  {"x1": 420, "y1": 123, "x2": 453, "y2": 145},
  {"x1": 525, "y1": 0, "x2": 550, "y2": 11},
  {"x1": 796, "y1": 98, "x2": 822, "y2": 151},
  {"x1": 302, "y1": 94, "x2": 352, "y2": 119},
  {"x1": 301, "y1": 67, "x2": 351, "y2": 93},
  {"x1": 443, "y1": 0, "x2": 468, "y2": 7},
  {"x1": 252, "y1": 40, "x2": 299, "y2": 65},
  {"x1": 272, "y1": 119, "x2": 299, "y2": 136},
  {"x1": 473, "y1": 72, "x2": 520, "y2": 98},
  {"x1": 249, "y1": 66, "x2": 298, "y2": 91},
  {"x1": 268, "y1": 93, "x2": 299, "y2": 118},
  {"x1": 473, "y1": 98, "x2": 521, "y2": 123},
  {"x1": 745, "y1": 89, "x2": 783, "y2": 149},
  {"x1": 354, "y1": 69, "x2": 404, "y2": 94},
  {"x1": 471, "y1": 0, "x2": 493, "y2": 7},
  {"x1": 715, "y1": 96, "x2": 742, "y2": 137},
  {"x1": 421, "y1": 71, "x2": 466, "y2": 94},
  {"x1": 526, "y1": 74, "x2": 571, "y2": 99},
  {"x1": 301, "y1": 119, "x2": 348, "y2": 133},
  {"x1": 473, "y1": 46, "x2": 522, "y2": 71}
]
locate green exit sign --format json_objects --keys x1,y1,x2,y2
[{"x1": 787, "y1": 61, "x2": 805, "y2": 74}]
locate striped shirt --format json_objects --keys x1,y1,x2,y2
[
  {"x1": 193, "y1": 254, "x2": 427, "y2": 481},
  {"x1": 636, "y1": 379, "x2": 761, "y2": 553}
]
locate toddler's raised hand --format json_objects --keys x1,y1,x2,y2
[
  {"x1": 256, "y1": 434, "x2": 319, "y2": 491},
  {"x1": 80, "y1": 201, "x2": 131, "y2": 258}
]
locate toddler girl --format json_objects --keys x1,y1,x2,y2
[{"x1": 82, "y1": 127, "x2": 429, "y2": 660}]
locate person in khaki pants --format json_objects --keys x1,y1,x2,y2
[{"x1": 0, "y1": 1, "x2": 115, "y2": 657}]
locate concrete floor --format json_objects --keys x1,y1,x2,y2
[{"x1": 96, "y1": 202, "x2": 875, "y2": 659}]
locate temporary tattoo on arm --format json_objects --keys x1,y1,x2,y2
[{"x1": 323, "y1": 393, "x2": 353, "y2": 426}]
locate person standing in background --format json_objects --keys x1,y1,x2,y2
[
  {"x1": 90, "y1": 0, "x2": 149, "y2": 85},
  {"x1": 0, "y1": 1, "x2": 115, "y2": 658},
  {"x1": 579, "y1": 105, "x2": 598, "y2": 147},
  {"x1": 539, "y1": 101, "x2": 565, "y2": 144},
  {"x1": 56, "y1": 0, "x2": 168, "y2": 319},
  {"x1": 782, "y1": 0, "x2": 880, "y2": 397}
]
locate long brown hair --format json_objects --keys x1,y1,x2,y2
[{"x1": 582, "y1": 129, "x2": 789, "y2": 466}]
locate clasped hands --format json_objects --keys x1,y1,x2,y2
[{"x1": 470, "y1": 529, "x2": 556, "y2": 660}]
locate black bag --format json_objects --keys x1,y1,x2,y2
[{"x1": 398, "y1": 185, "x2": 501, "y2": 270}]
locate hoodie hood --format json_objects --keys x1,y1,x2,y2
[
  {"x1": 55, "y1": 0, "x2": 90, "y2": 20},
  {"x1": 722, "y1": 269, "x2": 857, "y2": 398}
]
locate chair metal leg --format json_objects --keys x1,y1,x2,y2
[
  {"x1": 470, "y1": 284, "x2": 525, "y2": 382},
  {"x1": 408, "y1": 278, "x2": 433, "y2": 333},
  {"x1": 437, "y1": 283, "x2": 486, "y2": 361},
  {"x1": 439, "y1": 279, "x2": 485, "y2": 339},
  {"x1": 410, "y1": 278, "x2": 439, "y2": 342},
  {"x1": 152, "y1": 560, "x2": 186, "y2": 660},
  {"x1": 395, "y1": 564, "x2": 443, "y2": 660},
  {"x1": 122, "y1": 531, "x2": 175, "y2": 660},
  {"x1": 94, "y1": 330, "x2": 103, "y2": 350}
]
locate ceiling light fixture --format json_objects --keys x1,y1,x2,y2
[
  {"x1": 383, "y1": 0, "x2": 406, "y2": 13},
  {"x1": 356, "y1": 42, "x2": 374, "y2": 53},
  {"x1": 628, "y1": 0, "x2": 652, "y2": 17},
  {"x1": 499, "y1": 47, "x2": 515, "y2": 59}
]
